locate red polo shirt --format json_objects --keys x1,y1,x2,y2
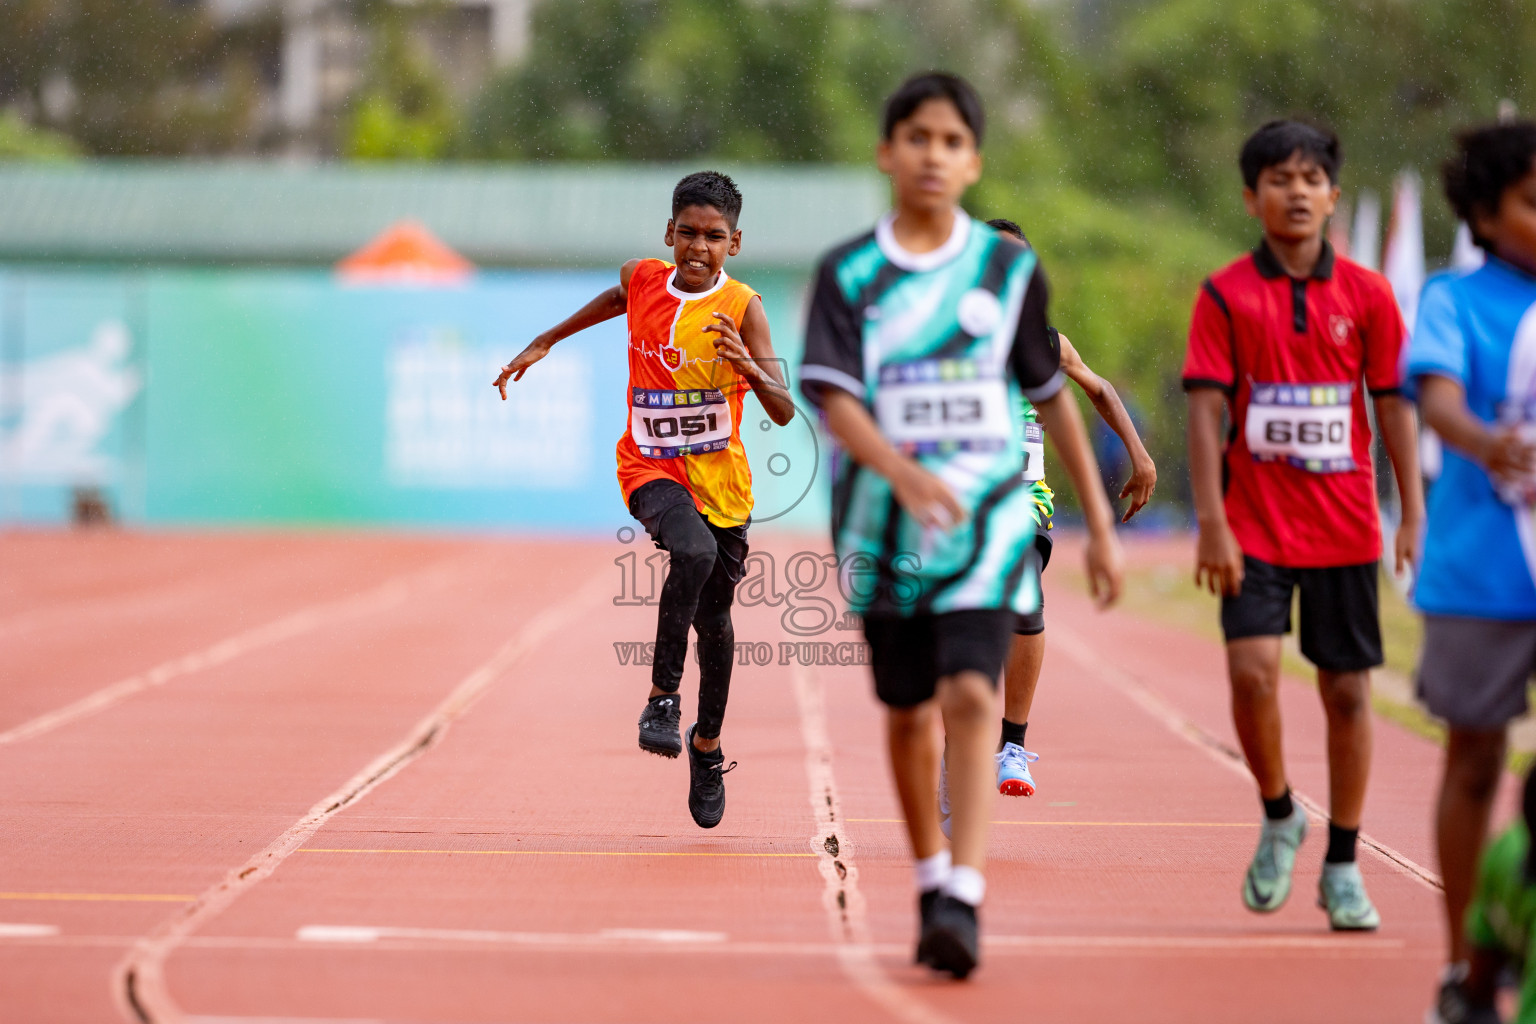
[{"x1": 1181, "y1": 241, "x2": 1406, "y2": 568}]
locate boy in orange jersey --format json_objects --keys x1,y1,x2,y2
[{"x1": 495, "y1": 171, "x2": 795, "y2": 828}]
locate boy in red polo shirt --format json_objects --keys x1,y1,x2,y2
[{"x1": 1183, "y1": 120, "x2": 1425, "y2": 930}]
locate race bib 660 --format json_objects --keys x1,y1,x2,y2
[
  {"x1": 631, "y1": 387, "x2": 732, "y2": 459},
  {"x1": 1245, "y1": 382, "x2": 1355, "y2": 473}
]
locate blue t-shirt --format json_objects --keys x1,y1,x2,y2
[{"x1": 1407, "y1": 257, "x2": 1536, "y2": 620}]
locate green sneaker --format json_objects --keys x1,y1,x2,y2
[
  {"x1": 1243, "y1": 806, "x2": 1308, "y2": 913},
  {"x1": 1318, "y1": 861, "x2": 1381, "y2": 931}
]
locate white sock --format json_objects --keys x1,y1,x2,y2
[
  {"x1": 915, "y1": 850, "x2": 952, "y2": 892},
  {"x1": 943, "y1": 864, "x2": 986, "y2": 906}
]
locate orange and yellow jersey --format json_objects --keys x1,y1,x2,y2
[{"x1": 616, "y1": 258, "x2": 759, "y2": 527}]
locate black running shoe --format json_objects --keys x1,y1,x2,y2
[
  {"x1": 914, "y1": 889, "x2": 940, "y2": 965},
  {"x1": 638, "y1": 693, "x2": 682, "y2": 758},
  {"x1": 916, "y1": 894, "x2": 979, "y2": 980},
  {"x1": 684, "y1": 723, "x2": 736, "y2": 829},
  {"x1": 1428, "y1": 966, "x2": 1501, "y2": 1024}
]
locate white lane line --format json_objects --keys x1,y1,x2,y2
[
  {"x1": 113, "y1": 569, "x2": 612, "y2": 1024},
  {"x1": 0, "y1": 931, "x2": 1417, "y2": 960},
  {"x1": 790, "y1": 662, "x2": 957, "y2": 1024},
  {"x1": 0, "y1": 556, "x2": 470, "y2": 749},
  {"x1": 296, "y1": 924, "x2": 728, "y2": 945},
  {"x1": 186, "y1": 1018, "x2": 385, "y2": 1024},
  {"x1": 1050, "y1": 622, "x2": 1444, "y2": 892},
  {"x1": 0, "y1": 922, "x2": 59, "y2": 937}
]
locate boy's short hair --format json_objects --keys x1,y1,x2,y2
[
  {"x1": 1239, "y1": 120, "x2": 1342, "y2": 189},
  {"x1": 881, "y1": 72, "x2": 985, "y2": 148},
  {"x1": 986, "y1": 218, "x2": 1028, "y2": 245},
  {"x1": 672, "y1": 171, "x2": 743, "y2": 229},
  {"x1": 1443, "y1": 120, "x2": 1536, "y2": 252}
]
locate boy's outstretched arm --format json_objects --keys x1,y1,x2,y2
[
  {"x1": 705, "y1": 296, "x2": 795, "y2": 425},
  {"x1": 1058, "y1": 332, "x2": 1157, "y2": 522},
  {"x1": 1187, "y1": 388, "x2": 1244, "y2": 596},
  {"x1": 819, "y1": 389, "x2": 963, "y2": 529},
  {"x1": 1373, "y1": 393, "x2": 1426, "y2": 574},
  {"x1": 494, "y1": 259, "x2": 639, "y2": 399},
  {"x1": 1033, "y1": 389, "x2": 1125, "y2": 607}
]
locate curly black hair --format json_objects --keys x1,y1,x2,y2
[
  {"x1": 986, "y1": 218, "x2": 1028, "y2": 245},
  {"x1": 672, "y1": 170, "x2": 743, "y2": 229},
  {"x1": 1443, "y1": 121, "x2": 1536, "y2": 252}
]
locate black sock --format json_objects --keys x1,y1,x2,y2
[
  {"x1": 649, "y1": 691, "x2": 678, "y2": 704},
  {"x1": 1262, "y1": 789, "x2": 1295, "y2": 822},
  {"x1": 1000, "y1": 718, "x2": 1027, "y2": 749},
  {"x1": 1325, "y1": 823, "x2": 1359, "y2": 864}
]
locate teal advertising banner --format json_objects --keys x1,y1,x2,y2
[{"x1": 0, "y1": 269, "x2": 826, "y2": 534}]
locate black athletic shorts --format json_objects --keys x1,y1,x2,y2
[
  {"x1": 1014, "y1": 524, "x2": 1053, "y2": 636},
  {"x1": 1220, "y1": 555, "x2": 1382, "y2": 672},
  {"x1": 864, "y1": 609, "x2": 1014, "y2": 708},
  {"x1": 628, "y1": 479, "x2": 749, "y2": 584}
]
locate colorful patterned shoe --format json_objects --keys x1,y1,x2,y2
[{"x1": 995, "y1": 743, "x2": 1039, "y2": 796}]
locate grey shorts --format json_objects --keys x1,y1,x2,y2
[{"x1": 1417, "y1": 615, "x2": 1536, "y2": 730}]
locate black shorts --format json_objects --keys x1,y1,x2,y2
[
  {"x1": 1013, "y1": 526, "x2": 1053, "y2": 636},
  {"x1": 864, "y1": 610, "x2": 1013, "y2": 708},
  {"x1": 1220, "y1": 556, "x2": 1382, "y2": 672},
  {"x1": 628, "y1": 479, "x2": 749, "y2": 583}
]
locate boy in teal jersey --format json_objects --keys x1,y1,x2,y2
[{"x1": 799, "y1": 71, "x2": 1124, "y2": 979}]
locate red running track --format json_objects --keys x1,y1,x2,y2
[{"x1": 0, "y1": 529, "x2": 1510, "y2": 1023}]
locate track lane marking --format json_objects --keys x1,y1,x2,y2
[
  {"x1": 848, "y1": 818, "x2": 1256, "y2": 827},
  {"x1": 791, "y1": 662, "x2": 956, "y2": 1024},
  {"x1": 0, "y1": 923, "x2": 59, "y2": 937},
  {"x1": 113, "y1": 569, "x2": 612, "y2": 1024},
  {"x1": 0, "y1": 556, "x2": 471, "y2": 749},
  {"x1": 0, "y1": 892, "x2": 193, "y2": 902},
  {"x1": 1050, "y1": 621, "x2": 1444, "y2": 892},
  {"x1": 297, "y1": 924, "x2": 728, "y2": 944},
  {"x1": 297, "y1": 848, "x2": 813, "y2": 858},
  {"x1": 0, "y1": 931, "x2": 1422, "y2": 959}
]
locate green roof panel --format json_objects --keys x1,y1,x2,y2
[{"x1": 0, "y1": 162, "x2": 887, "y2": 269}]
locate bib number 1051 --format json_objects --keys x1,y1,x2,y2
[
  {"x1": 630, "y1": 387, "x2": 733, "y2": 458},
  {"x1": 639, "y1": 412, "x2": 719, "y2": 439}
]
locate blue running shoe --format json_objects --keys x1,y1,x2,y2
[{"x1": 995, "y1": 743, "x2": 1039, "y2": 797}]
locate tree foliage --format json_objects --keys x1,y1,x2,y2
[{"x1": 0, "y1": 0, "x2": 271, "y2": 155}]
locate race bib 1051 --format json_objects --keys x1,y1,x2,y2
[
  {"x1": 630, "y1": 387, "x2": 733, "y2": 459},
  {"x1": 873, "y1": 358, "x2": 1013, "y2": 456},
  {"x1": 1245, "y1": 382, "x2": 1355, "y2": 473}
]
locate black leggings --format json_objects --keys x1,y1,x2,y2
[{"x1": 629, "y1": 480, "x2": 748, "y2": 740}]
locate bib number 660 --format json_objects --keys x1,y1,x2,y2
[{"x1": 1264, "y1": 418, "x2": 1346, "y2": 446}]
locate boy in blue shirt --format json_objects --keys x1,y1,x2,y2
[{"x1": 1406, "y1": 119, "x2": 1536, "y2": 1020}]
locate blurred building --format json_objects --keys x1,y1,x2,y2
[{"x1": 207, "y1": 0, "x2": 539, "y2": 151}]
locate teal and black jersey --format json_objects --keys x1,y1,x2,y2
[{"x1": 799, "y1": 213, "x2": 1063, "y2": 618}]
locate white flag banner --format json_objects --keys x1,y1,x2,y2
[
  {"x1": 1451, "y1": 222, "x2": 1486, "y2": 272},
  {"x1": 1352, "y1": 189, "x2": 1381, "y2": 272},
  {"x1": 1382, "y1": 170, "x2": 1425, "y2": 332}
]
